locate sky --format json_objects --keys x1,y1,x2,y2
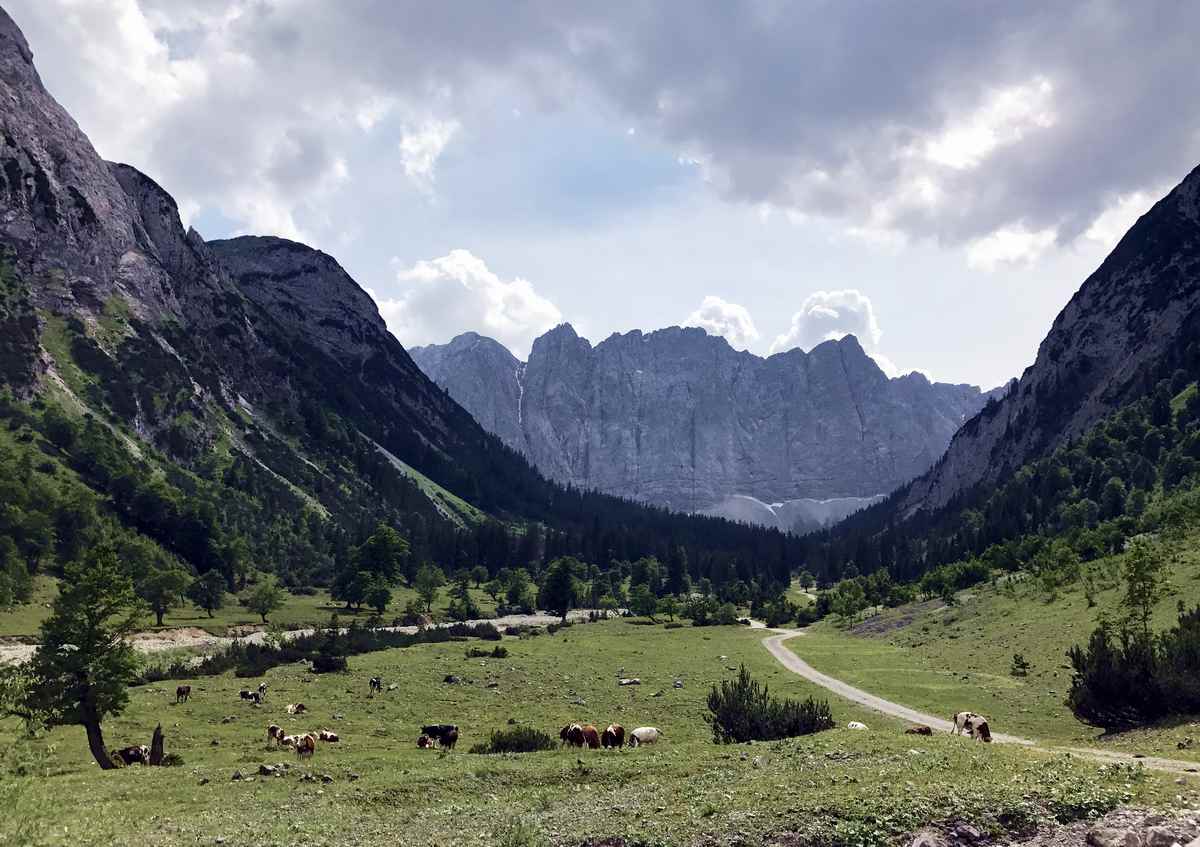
[{"x1": 8, "y1": 1, "x2": 1200, "y2": 389}]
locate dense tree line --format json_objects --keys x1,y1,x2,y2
[{"x1": 804, "y1": 373, "x2": 1200, "y2": 590}]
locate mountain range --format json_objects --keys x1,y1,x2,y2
[
  {"x1": 411, "y1": 326, "x2": 996, "y2": 532},
  {"x1": 0, "y1": 6, "x2": 804, "y2": 590}
]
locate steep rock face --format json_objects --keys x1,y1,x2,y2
[
  {"x1": 409, "y1": 332, "x2": 525, "y2": 449},
  {"x1": 0, "y1": 6, "x2": 542, "y2": 522},
  {"x1": 412, "y1": 324, "x2": 990, "y2": 516},
  {"x1": 903, "y1": 164, "x2": 1200, "y2": 515}
]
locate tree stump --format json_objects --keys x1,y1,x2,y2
[{"x1": 149, "y1": 723, "x2": 164, "y2": 766}]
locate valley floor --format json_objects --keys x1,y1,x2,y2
[
  {"x1": 781, "y1": 551, "x2": 1200, "y2": 764},
  {"x1": 0, "y1": 621, "x2": 1193, "y2": 847}
]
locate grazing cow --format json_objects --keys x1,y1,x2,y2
[
  {"x1": 905, "y1": 725, "x2": 934, "y2": 736},
  {"x1": 971, "y1": 719, "x2": 993, "y2": 743},
  {"x1": 580, "y1": 725, "x2": 601, "y2": 749},
  {"x1": 257, "y1": 682, "x2": 268, "y2": 700},
  {"x1": 601, "y1": 724, "x2": 625, "y2": 749},
  {"x1": 239, "y1": 689, "x2": 255, "y2": 701},
  {"x1": 846, "y1": 721, "x2": 869, "y2": 731},
  {"x1": 280, "y1": 734, "x2": 298, "y2": 749},
  {"x1": 113, "y1": 745, "x2": 150, "y2": 766},
  {"x1": 369, "y1": 677, "x2": 383, "y2": 695},
  {"x1": 267, "y1": 724, "x2": 283, "y2": 745},
  {"x1": 318, "y1": 730, "x2": 339, "y2": 742},
  {"x1": 416, "y1": 734, "x2": 434, "y2": 749},
  {"x1": 421, "y1": 724, "x2": 459, "y2": 750},
  {"x1": 560, "y1": 724, "x2": 585, "y2": 748},
  {"x1": 952, "y1": 712, "x2": 982, "y2": 736},
  {"x1": 295, "y1": 733, "x2": 317, "y2": 759},
  {"x1": 286, "y1": 703, "x2": 307, "y2": 715},
  {"x1": 175, "y1": 685, "x2": 191, "y2": 703},
  {"x1": 628, "y1": 726, "x2": 661, "y2": 748}
]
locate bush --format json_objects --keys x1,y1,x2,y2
[
  {"x1": 1067, "y1": 605, "x2": 1200, "y2": 730},
  {"x1": 311, "y1": 652, "x2": 348, "y2": 674},
  {"x1": 466, "y1": 645, "x2": 509, "y2": 659},
  {"x1": 468, "y1": 726, "x2": 557, "y2": 755},
  {"x1": 705, "y1": 665, "x2": 834, "y2": 743}
]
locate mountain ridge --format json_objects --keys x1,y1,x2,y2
[{"x1": 411, "y1": 323, "x2": 995, "y2": 527}]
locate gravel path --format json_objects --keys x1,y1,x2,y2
[
  {"x1": 0, "y1": 609, "x2": 603, "y2": 665},
  {"x1": 763, "y1": 627, "x2": 1200, "y2": 775}
]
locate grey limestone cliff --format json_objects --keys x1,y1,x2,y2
[{"x1": 412, "y1": 325, "x2": 992, "y2": 524}]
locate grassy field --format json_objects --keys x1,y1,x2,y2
[
  {"x1": 0, "y1": 579, "x2": 502, "y2": 639},
  {"x1": 0, "y1": 620, "x2": 1187, "y2": 846},
  {"x1": 787, "y1": 534, "x2": 1200, "y2": 762}
]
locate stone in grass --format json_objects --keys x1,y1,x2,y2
[
  {"x1": 1087, "y1": 828, "x2": 1142, "y2": 847},
  {"x1": 907, "y1": 829, "x2": 947, "y2": 847}
]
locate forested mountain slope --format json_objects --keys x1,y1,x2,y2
[{"x1": 0, "y1": 7, "x2": 800, "y2": 603}]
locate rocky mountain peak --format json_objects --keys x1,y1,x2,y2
[
  {"x1": 411, "y1": 324, "x2": 992, "y2": 524},
  {"x1": 0, "y1": 7, "x2": 34, "y2": 71}
]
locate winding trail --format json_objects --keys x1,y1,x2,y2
[{"x1": 762, "y1": 627, "x2": 1200, "y2": 775}]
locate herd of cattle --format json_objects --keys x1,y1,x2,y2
[
  {"x1": 559, "y1": 723, "x2": 661, "y2": 749},
  {"x1": 112, "y1": 676, "x2": 993, "y2": 766}
]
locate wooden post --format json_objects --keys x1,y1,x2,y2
[{"x1": 149, "y1": 723, "x2": 164, "y2": 766}]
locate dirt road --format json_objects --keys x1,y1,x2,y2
[
  {"x1": 0, "y1": 609, "x2": 602, "y2": 665},
  {"x1": 763, "y1": 627, "x2": 1200, "y2": 775}
]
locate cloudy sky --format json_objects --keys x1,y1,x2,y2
[{"x1": 10, "y1": 1, "x2": 1200, "y2": 388}]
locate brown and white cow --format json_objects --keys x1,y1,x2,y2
[
  {"x1": 113, "y1": 745, "x2": 150, "y2": 766},
  {"x1": 175, "y1": 685, "x2": 191, "y2": 703},
  {"x1": 580, "y1": 725, "x2": 601, "y2": 749},
  {"x1": 295, "y1": 733, "x2": 317, "y2": 759},
  {"x1": 559, "y1": 724, "x2": 585, "y2": 748},
  {"x1": 952, "y1": 712, "x2": 981, "y2": 736},
  {"x1": 416, "y1": 734, "x2": 434, "y2": 749},
  {"x1": 286, "y1": 703, "x2": 307, "y2": 715},
  {"x1": 318, "y1": 730, "x2": 339, "y2": 742},
  {"x1": 421, "y1": 724, "x2": 459, "y2": 750},
  {"x1": 601, "y1": 724, "x2": 625, "y2": 749},
  {"x1": 905, "y1": 725, "x2": 934, "y2": 736},
  {"x1": 267, "y1": 724, "x2": 283, "y2": 745}
]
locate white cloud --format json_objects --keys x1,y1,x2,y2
[
  {"x1": 965, "y1": 223, "x2": 1058, "y2": 271},
  {"x1": 924, "y1": 77, "x2": 1056, "y2": 170},
  {"x1": 770, "y1": 289, "x2": 902, "y2": 376},
  {"x1": 1084, "y1": 189, "x2": 1161, "y2": 251},
  {"x1": 683, "y1": 295, "x2": 760, "y2": 349},
  {"x1": 771, "y1": 290, "x2": 881, "y2": 353},
  {"x1": 376, "y1": 249, "x2": 562, "y2": 357},
  {"x1": 398, "y1": 119, "x2": 460, "y2": 193}
]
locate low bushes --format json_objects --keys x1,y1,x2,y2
[
  {"x1": 138, "y1": 619, "x2": 505, "y2": 683},
  {"x1": 1067, "y1": 605, "x2": 1200, "y2": 730},
  {"x1": 705, "y1": 665, "x2": 834, "y2": 743},
  {"x1": 466, "y1": 645, "x2": 509, "y2": 659},
  {"x1": 468, "y1": 726, "x2": 557, "y2": 755}
]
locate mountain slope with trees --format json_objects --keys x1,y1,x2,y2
[{"x1": 0, "y1": 7, "x2": 801, "y2": 625}]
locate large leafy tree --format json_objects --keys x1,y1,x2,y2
[
  {"x1": 413, "y1": 564, "x2": 445, "y2": 613},
  {"x1": 187, "y1": 570, "x2": 227, "y2": 618},
  {"x1": 538, "y1": 557, "x2": 583, "y2": 622},
  {"x1": 243, "y1": 577, "x2": 285, "y2": 623},
  {"x1": 13, "y1": 547, "x2": 142, "y2": 769},
  {"x1": 355, "y1": 523, "x2": 410, "y2": 583},
  {"x1": 137, "y1": 564, "x2": 192, "y2": 627}
]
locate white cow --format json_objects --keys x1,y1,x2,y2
[{"x1": 628, "y1": 726, "x2": 661, "y2": 747}]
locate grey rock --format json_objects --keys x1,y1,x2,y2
[
  {"x1": 903, "y1": 164, "x2": 1200, "y2": 516},
  {"x1": 1088, "y1": 827, "x2": 1143, "y2": 847},
  {"x1": 411, "y1": 326, "x2": 990, "y2": 524},
  {"x1": 908, "y1": 829, "x2": 948, "y2": 847}
]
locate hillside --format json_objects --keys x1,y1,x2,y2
[
  {"x1": 411, "y1": 325, "x2": 991, "y2": 529},
  {"x1": 0, "y1": 6, "x2": 802, "y2": 605}
]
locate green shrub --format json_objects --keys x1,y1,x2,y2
[
  {"x1": 705, "y1": 665, "x2": 834, "y2": 743},
  {"x1": 468, "y1": 726, "x2": 557, "y2": 755}
]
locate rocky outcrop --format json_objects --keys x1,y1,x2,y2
[
  {"x1": 412, "y1": 325, "x2": 992, "y2": 522},
  {"x1": 902, "y1": 164, "x2": 1200, "y2": 516},
  {"x1": 0, "y1": 6, "x2": 555, "y2": 522}
]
